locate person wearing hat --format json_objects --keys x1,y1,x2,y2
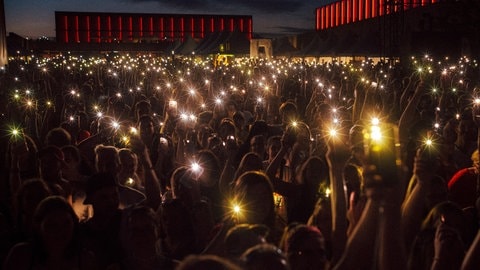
[
  {"x1": 38, "y1": 145, "x2": 72, "y2": 203},
  {"x1": 79, "y1": 172, "x2": 124, "y2": 269}
]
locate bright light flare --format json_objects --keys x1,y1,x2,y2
[
  {"x1": 370, "y1": 126, "x2": 382, "y2": 142},
  {"x1": 191, "y1": 162, "x2": 201, "y2": 172},
  {"x1": 112, "y1": 121, "x2": 120, "y2": 129},
  {"x1": 11, "y1": 128, "x2": 19, "y2": 137},
  {"x1": 325, "y1": 188, "x2": 331, "y2": 198},
  {"x1": 328, "y1": 128, "x2": 338, "y2": 138}
]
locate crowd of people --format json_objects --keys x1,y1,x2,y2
[{"x1": 0, "y1": 52, "x2": 480, "y2": 269}]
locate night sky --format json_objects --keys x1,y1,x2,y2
[{"x1": 5, "y1": 0, "x2": 332, "y2": 38}]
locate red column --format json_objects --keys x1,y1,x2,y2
[
  {"x1": 353, "y1": 0, "x2": 357, "y2": 22},
  {"x1": 98, "y1": 16, "x2": 102, "y2": 43},
  {"x1": 325, "y1": 5, "x2": 330, "y2": 28},
  {"x1": 330, "y1": 3, "x2": 335, "y2": 27},
  {"x1": 336, "y1": 2, "x2": 340, "y2": 27},
  {"x1": 75, "y1": 16, "x2": 79, "y2": 43},
  {"x1": 64, "y1": 16, "x2": 69, "y2": 43},
  {"x1": 87, "y1": 16, "x2": 91, "y2": 43},
  {"x1": 128, "y1": 16, "x2": 133, "y2": 41},
  {"x1": 150, "y1": 17, "x2": 154, "y2": 37},
  {"x1": 107, "y1": 16, "x2": 112, "y2": 42},
  {"x1": 170, "y1": 17, "x2": 174, "y2": 40},
  {"x1": 180, "y1": 17, "x2": 184, "y2": 41},
  {"x1": 160, "y1": 17, "x2": 164, "y2": 39},
  {"x1": 118, "y1": 16, "x2": 122, "y2": 41},
  {"x1": 372, "y1": 0, "x2": 378, "y2": 17}
]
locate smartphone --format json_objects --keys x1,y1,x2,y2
[{"x1": 363, "y1": 123, "x2": 401, "y2": 187}]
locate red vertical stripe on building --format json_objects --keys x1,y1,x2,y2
[
  {"x1": 335, "y1": 2, "x2": 340, "y2": 26},
  {"x1": 210, "y1": 17, "x2": 214, "y2": 32},
  {"x1": 150, "y1": 17, "x2": 154, "y2": 36},
  {"x1": 128, "y1": 17, "x2": 133, "y2": 40},
  {"x1": 160, "y1": 17, "x2": 164, "y2": 39},
  {"x1": 64, "y1": 16, "x2": 69, "y2": 43},
  {"x1": 118, "y1": 16, "x2": 122, "y2": 41},
  {"x1": 352, "y1": 0, "x2": 357, "y2": 22},
  {"x1": 379, "y1": 0, "x2": 384, "y2": 15},
  {"x1": 74, "y1": 16, "x2": 79, "y2": 42},
  {"x1": 86, "y1": 16, "x2": 90, "y2": 43},
  {"x1": 180, "y1": 17, "x2": 184, "y2": 41},
  {"x1": 230, "y1": 18, "x2": 234, "y2": 32},
  {"x1": 139, "y1": 17, "x2": 143, "y2": 38},
  {"x1": 240, "y1": 18, "x2": 244, "y2": 32},
  {"x1": 97, "y1": 16, "x2": 101, "y2": 43},
  {"x1": 345, "y1": 0, "x2": 349, "y2": 23},
  {"x1": 220, "y1": 18, "x2": 225, "y2": 31},
  {"x1": 201, "y1": 18, "x2": 205, "y2": 38},
  {"x1": 340, "y1": 1, "x2": 345, "y2": 25},
  {"x1": 170, "y1": 17, "x2": 174, "y2": 39},
  {"x1": 325, "y1": 6, "x2": 330, "y2": 28},
  {"x1": 107, "y1": 16, "x2": 112, "y2": 42}
]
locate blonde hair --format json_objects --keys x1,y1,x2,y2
[{"x1": 471, "y1": 149, "x2": 479, "y2": 165}]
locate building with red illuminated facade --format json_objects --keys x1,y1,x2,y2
[
  {"x1": 55, "y1": 11, "x2": 252, "y2": 44},
  {"x1": 315, "y1": 0, "x2": 442, "y2": 30},
  {"x1": 304, "y1": 0, "x2": 480, "y2": 58}
]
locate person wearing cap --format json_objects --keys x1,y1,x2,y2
[
  {"x1": 38, "y1": 145, "x2": 72, "y2": 203},
  {"x1": 79, "y1": 172, "x2": 124, "y2": 269}
]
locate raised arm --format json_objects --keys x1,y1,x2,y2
[
  {"x1": 131, "y1": 137, "x2": 162, "y2": 210},
  {"x1": 398, "y1": 77, "x2": 423, "y2": 148},
  {"x1": 324, "y1": 132, "x2": 349, "y2": 264}
]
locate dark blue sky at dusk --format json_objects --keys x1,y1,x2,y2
[{"x1": 5, "y1": 0, "x2": 333, "y2": 38}]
